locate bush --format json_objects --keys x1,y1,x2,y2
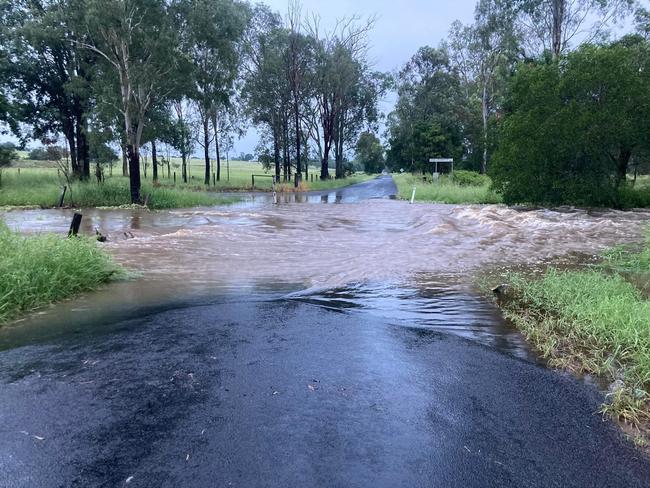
[
  {"x1": 491, "y1": 40, "x2": 650, "y2": 208},
  {"x1": 0, "y1": 146, "x2": 17, "y2": 168},
  {"x1": 617, "y1": 184, "x2": 650, "y2": 209},
  {"x1": 452, "y1": 170, "x2": 489, "y2": 187},
  {"x1": 28, "y1": 146, "x2": 64, "y2": 161},
  {"x1": 0, "y1": 222, "x2": 124, "y2": 324},
  {"x1": 393, "y1": 173, "x2": 501, "y2": 204}
]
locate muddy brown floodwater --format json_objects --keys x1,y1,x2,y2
[{"x1": 1, "y1": 176, "x2": 649, "y2": 358}]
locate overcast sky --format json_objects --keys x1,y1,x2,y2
[
  {"x1": 263, "y1": 0, "x2": 477, "y2": 72},
  {"x1": 233, "y1": 0, "x2": 478, "y2": 155}
]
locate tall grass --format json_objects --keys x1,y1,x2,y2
[
  {"x1": 499, "y1": 234, "x2": 650, "y2": 428},
  {"x1": 0, "y1": 169, "x2": 233, "y2": 209},
  {"x1": 0, "y1": 166, "x2": 371, "y2": 208},
  {"x1": 393, "y1": 173, "x2": 502, "y2": 204},
  {"x1": 0, "y1": 223, "x2": 125, "y2": 324}
]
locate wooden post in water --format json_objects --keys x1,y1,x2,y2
[{"x1": 68, "y1": 212, "x2": 82, "y2": 237}]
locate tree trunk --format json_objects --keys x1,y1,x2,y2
[
  {"x1": 552, "y1": 0, "x2": 565, "y2": 57},
  {"x1": 182, "y1": 153, "x2": 187, "y2": 183},
  {"x1": 294, "y1": 98, "x2": 301, "y2": 186},
  {"x1": 75, "y1": 114, "x2": 90, "y2": 180},
  {"x1": 321, "y1": 145, "x2": 330, "y2": 180},
  {"x1": 303, "y1": 131, "x2": 308, "y2": 179},
  {"x1": 481, "y1": 80, "x2": 489, "y2": 175},
  {"x1": 616, "y1": 148, "x2": 632, "y2": 189},
  {"x1": 203, "y1": 118, "x2": 210, "y2": 186},
  {"x1": 64, "y1": 123, "x2": 79, "y2": 178},
  {"x1": 126, "y1": 143, "x2": 141, "y2": 203},
  {"x1": 213, "y1": 113, "x2": 221, "y2": 182},
  {"x1": 121, "y1": 136, "x2": 128, "y2": 176},
  {"x1": 273, "y1": 131, "x2": 281, "y2": 182},
  {"x1": 151, "y1": 140, "x2": 158, "y2": 182}
]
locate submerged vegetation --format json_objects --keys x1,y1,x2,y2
[
  {"x1": 496, "y1": 232, "x2": 650, "y2": 433},
  {"x1": 393, "y1": 172, "x2": 501, "y2": 204},
  {"x1": 0, "y1": 223, "x2": 124, "y2": 325}
]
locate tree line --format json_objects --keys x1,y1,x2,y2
[
  {"x1": 0, "y1": 0, "x2": 386, "y2": 202},
  {"x1": 387, "y1": 0, "x2": 650, "y2": 206}
]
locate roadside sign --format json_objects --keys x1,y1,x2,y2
[{"x1": 429, "y1": 158, "x2": 454, "y2": 174}]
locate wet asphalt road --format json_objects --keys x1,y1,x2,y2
[
  {"x1": 1, "y1": 176, "x2": 650, "y2": 487},
  {"x1": 2, "y1": 299, "x2": 650, "y2": 487}
]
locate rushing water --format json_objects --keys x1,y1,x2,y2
[{"x1": 1, "y1": 177, "x2": 648, "y2": 358}]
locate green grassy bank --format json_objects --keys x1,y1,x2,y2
[
  {"x1": 0, "y1": 170, "x2": 233, "y2": 209},
  {"x1": 0, "y1": 164, "x2": 372, "y2": 208},
  {"x1": 393, "y1": 171, "x2": 502, "y2": 204},
  {"x1": 496, "y1": 232, "x2": 650, "y2": 436},
  {"x1": 0, "y1": 223, "x2": 125, "y2": 325}
]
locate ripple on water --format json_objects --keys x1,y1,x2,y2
[{"x1": 1, "y1": 199, "x2": 648, "y2": 356}]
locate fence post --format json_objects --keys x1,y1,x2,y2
[
  {"x1": 58, "y1": 186, "x2": 67, "y2": 207},
  {"x1": 68, "y1": 212, "x2": 82, "y2": 237},
  {"x1": 173, "y1": 172, "x2": 176, "y2": 184},
  {"x1": 252, "y1": 175, "x2": 255, "y2": 188}
]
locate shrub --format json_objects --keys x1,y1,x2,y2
[{"x1": 452, "y1": 170, "x2": 490, "y2": 187}]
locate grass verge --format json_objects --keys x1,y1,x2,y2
[
  {"x1": 0, "y1": 222, "x2": 125, "y2": 325},
  {"x1": 0, "y1": 170, "x2": 234, "y2": 209},
  {"x1": 0, "y1": 167, "x2": 371, "y2": 208},
  {"x1": 393, "y1": 172, "x2": 502, "y2": 204},
  {"x1": 494, "y1": 232, "x2": 650, "y2": 440}
]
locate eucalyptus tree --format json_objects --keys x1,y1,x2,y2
[
  {"x1": 332, "y1": 66, "x2": 388, "y2": 178},
  {"x1": 355, "y1": 131, "x2": 384, "y2": 174},
  {"x1": 308, "y1": 16, "x2": 377, "y2": 179},
  {"x1": 243, "y1": 4, "x2": 291, "y2": 182},
  {"x1": 81, "y1": 0, "x2": 180, "y2": 203},
  {"x1": 286, "y1": 0, "x2": 313, "y2": 183},
  {"x1": 175, "y1": 0, "x2": 250, "y2": 186},
  {"x1": 517, "y1": 0, "x2": 636, "y2": 57},
  {"x1": 386, "y1": 47, "x2": 466, "y2": 172},
  {"x1": 636, "y1": 6, "x2": 650, "y2": 39},
  {"x1": 169, "y1": 100, "x2": 194, "y2": 183},
  {"x1": 1, "y1": 0, "x2": 93, "y2": 178},
  {"x1": 448, "y1": 0, "x2": 520, "y2": 173}
]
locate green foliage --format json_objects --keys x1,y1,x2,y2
[
  {"x1": 28, "y1": 146, "x2": 63, "y2": 161},
  {"x1": 452, "y1": 170, "x2": 490, "y2": 186},
  {"x1": 355, "y1": 132, "x2": 385, "y2": 173},
  {"x1": 501, "y1": 235, "x2": 650, "y2": 423},
  {"x1": 393, "y1": 173, "x2": 501, "y2": 204},
  {"x1": 0, "y1": 222, "x2": 124, "y2": 324},
  {"x1": 491, "y1": 39, "x2": 650, "y2": 207},
  {"x1": 0, "y1": 145, "x2": 16, "y2": 167},
  {"x1": 387, "y1": 47, "x2": 466, "y2": 172}
]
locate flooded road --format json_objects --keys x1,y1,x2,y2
[{"x1": 1, "y1": 176, "x2": 650, "y2": 486}]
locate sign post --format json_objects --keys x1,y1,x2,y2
[{"x1": 429, "y1": 158, "x2": 454, "y2": 176}]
